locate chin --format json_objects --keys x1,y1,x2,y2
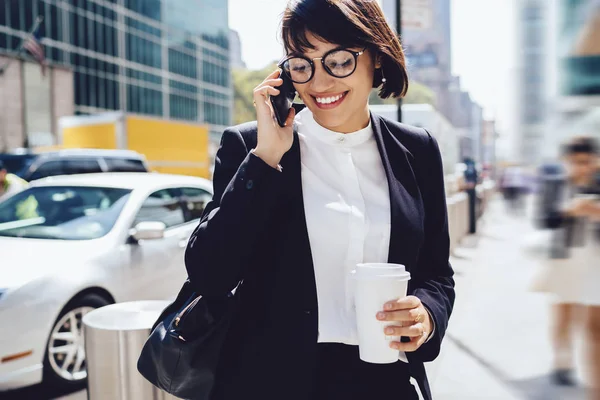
[{"x1": 307, "y1": 108, "x2": 348, "y2": 131}]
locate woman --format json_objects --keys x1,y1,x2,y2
[
  {"x1": 185, "y1": 1, "x2": 455, "y2": 399},
  {"x1": 535, "y1": 136, "x2": 600, "y2": 394}
]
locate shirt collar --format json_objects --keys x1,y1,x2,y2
[{"x1": 296, "y1": 108, "x2": 373, "y2": 148}]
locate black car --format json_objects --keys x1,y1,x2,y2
[{"x1": 0, "y1": 149, "x2": 150, "y2": 181}]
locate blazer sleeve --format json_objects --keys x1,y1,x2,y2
[
  {"x1": 408, "y1": 130, "x2": 456, "y2": 363},
  {"x1": 184, "y1": 126, "x2": 285, "y2": 296}
]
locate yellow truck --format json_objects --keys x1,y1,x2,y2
[{"x1": 57, "y1": 112, "x2": 211, "y2": 178}]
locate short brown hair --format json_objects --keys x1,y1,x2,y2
[{"x1": 281, "y1": 0, "x2": 409, "y2": 99}]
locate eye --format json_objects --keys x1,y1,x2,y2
[{"x1": 292, "y1": 65, "x2": 307, "y2": 72}]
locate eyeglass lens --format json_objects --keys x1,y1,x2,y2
[{"x1": 283, "y1": 49, "x2": 358, "y2": 83}]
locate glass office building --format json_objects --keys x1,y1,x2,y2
[{"x1": 0, "y1": 0, "x2": 231, "y2": 139}]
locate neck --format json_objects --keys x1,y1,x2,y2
[{"x1": 314, "y1": 106, "x2": 370, "y2": 134}]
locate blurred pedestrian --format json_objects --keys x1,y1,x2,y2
[
  {"x1": 463, "y1": 158, "x2": 479, "y2": 233},
  {"x1": 182, "y1": 1, "x2": 455, "y2": 399},
  {"x1": 534, "y1": 136, "x2": 600, "y2": 393},
  {"x1": 0, "y1": 160, "x2": 28, "y2": 200},
  {"x1": 501, "y1": 165, "x2": 527, "y2": 214}
]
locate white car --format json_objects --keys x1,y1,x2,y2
[{"x1": 0, "y1": 173, "x2": 212, "y2": 392}]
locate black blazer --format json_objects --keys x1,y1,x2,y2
[{"x1": 185, "y1": 110, "x2": 456, "y2": 400}]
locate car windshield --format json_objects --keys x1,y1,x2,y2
[{"x1": 0, "y1": 186, "x2": 132, "y2": 240}]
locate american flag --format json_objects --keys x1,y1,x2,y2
[{"x1": 23, "y1": 29, "x2": 46, "y2": 76}]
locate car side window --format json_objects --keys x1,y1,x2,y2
[
  {"x1": 178, "y1": 187, "x2": 212, "y2": 222},
  {"x1": 133, "y1": 189, "x2": 184, "y2": 228},
  {"x1": 63, "y1": 158, "x2": 103, "y2": 175},
  {"x1": 104, "y1": 157, "x2": 147, "y2": 172},
  {"x1": 29, "y1": 160, "x2": 66, "y2": 180}
]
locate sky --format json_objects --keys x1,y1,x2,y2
[{"x1": 228, "y1": 0, "x2": 518, "y2": 135}]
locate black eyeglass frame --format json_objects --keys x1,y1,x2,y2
[{"x1": 279, "y1": 47, "x2": 367, "y2": 84}]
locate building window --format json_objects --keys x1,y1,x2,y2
[
  {"x1": 169, "y1": 48, "x2": 198, "y2": 79},
  {"x1": 126, "y1": 32, "x2": 162, "y2": 69},
  {"x1": 125, "y1": 0, "x2": 162, "y2": 21},
  {"x1": 127, "y1": 84, "x2": 163, "y2": 116},
  {"x1": 170, "y1": 94, "x2": 198, "y2": 121}
]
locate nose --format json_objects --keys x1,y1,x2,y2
[{"x1": 309, "y1": 62, "x2": 336, "y2": 93}]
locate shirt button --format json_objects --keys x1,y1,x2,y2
[
  {"x1": 337, "y1": 136, "x2": 345, "y2": 143},
  {"x1": 246, "y1": 180, "x2": 254, "y2": 190}
]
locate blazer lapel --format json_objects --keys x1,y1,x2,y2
[
  {"x1": 370, "y1": 114, "x2": 424, "y2": 272},
  {"x1": 278, "y1": 128, "x2": 318, "y2": 311}
]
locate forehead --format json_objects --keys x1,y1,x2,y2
[
  {"x1": 567, "y1": 153, "x2": 597, "y2": 163},
  {"x1": 292, "y1": 31, "x2": 364, "y2": 57},
  {"x1": 299, "y1": 32, "x2": 340, "y2": 55}
]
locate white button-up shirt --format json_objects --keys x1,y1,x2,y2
[{"x1": 297, "y1": 109, "x2": 400, "y2": 349}]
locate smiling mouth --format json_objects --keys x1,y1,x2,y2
[{"x1": 311, "y1": 92, "x2": 348, "y2": 109}]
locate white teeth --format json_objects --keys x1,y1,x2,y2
[{"x1": 315, "y1": 93, "x2": 344, "y2": 104}]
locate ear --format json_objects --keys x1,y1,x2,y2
[{"x1": 373, "y1": 51, "x2": 382, "y2": 69}]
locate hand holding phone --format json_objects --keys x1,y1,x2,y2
[
  {"x1": 270, "y1": 69, "x2": 296, "y2": 127},
  {"x1": 252, "y1": 69, "x2": 296, "y2": 168}
]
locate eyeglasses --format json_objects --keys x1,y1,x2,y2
[{"x1": 280, "y1": 48, "x2": 366, "y2": 84}]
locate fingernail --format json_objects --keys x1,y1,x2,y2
[
  {"x1": 377, "y1": 312, "x2": 386, "y2": 320},
  {"x1": 385, "y1": 327, "x2": 394, "y2": 334},
  {"x1": 391, "y1": 343, "x2": 399, "y2": 350},
  {"x1": 385, "y1": 303, "x2": 393, "y2": 310}
]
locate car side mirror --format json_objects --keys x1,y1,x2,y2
[{"x1": 130, "y1": 221, "x2": 166, "y2": 242}]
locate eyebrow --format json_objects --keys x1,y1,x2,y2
[{"x1": 288, "y1": 46, "x2": 360, "y2": 58}]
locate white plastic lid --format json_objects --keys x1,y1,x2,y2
[
  {"x1": 350, "y1": 269, "x2": 411, "y2": 280},
  {"x1": 356, "y1": 263, "x2": 406, "y2": 270}
]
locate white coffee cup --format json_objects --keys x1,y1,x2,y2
[{"x1": 350, "y1": 263, "x2": 411, "y2": 364}]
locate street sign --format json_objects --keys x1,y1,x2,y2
[{"x1": 402, "y1": 0, "x2": 433, "y2": 30}]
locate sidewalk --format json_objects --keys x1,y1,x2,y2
[{"x1": 429, "y1": 195, "x2": 588, "y2": 400}]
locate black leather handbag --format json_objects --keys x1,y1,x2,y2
[{"x1": 137, "y1": 279, "x2": 239, "y2": 400}]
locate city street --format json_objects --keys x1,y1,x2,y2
[
  {"x1": 1, "y1": 0, "x2": 599, "y2": 399},
  {"x1": 0, "y1": 194, "x2": 591, "y2": 400},
  {"x1": 430, "y1": 195, "x2": 589, "y2": 400}
]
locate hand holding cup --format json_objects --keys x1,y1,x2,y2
[{"x1": 376, "y1": 296, "x2": 433, "y2": 352}]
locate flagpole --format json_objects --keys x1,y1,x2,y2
[{"x1": 0, "y1": 15, "x2": 44, "y2": 76}]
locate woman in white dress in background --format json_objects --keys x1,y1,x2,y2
[{"x1": 536, "y1": 136, "x2": 600, "y2": 396}]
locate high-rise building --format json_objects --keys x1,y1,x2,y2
[
  {"x1": 542, "y1": 0, "x2": 600, "y2": 160},
  {"x1": 381, "y1": 0, "x2": 453, "y2": 122},
  {"x1": 229, "y1": 29, "x2": 246, "y2": 70},
  {"x1": 0, "y1": 0, "x2": 231, "y2": 147},
  {"x1": 515, "y1": 0, "x2": 548, "y2": 164}
]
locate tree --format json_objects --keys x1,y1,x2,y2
[
  {"x1": 232, "y1": 63, "x2": 278, "y2": 125},
  {"x1": 369, "y1": 81, "x2": 436, "y2": 106}
]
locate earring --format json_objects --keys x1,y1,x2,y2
[{"x1": 380, "y1": 69, "x2": 387, "y2": 83}]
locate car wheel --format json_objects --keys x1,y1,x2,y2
[{"x1": 43, "y1": 293, "x2": 111, "y2": 390}]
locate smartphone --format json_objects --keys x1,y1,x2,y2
[{"x1": 270, "y1": 70, "x2": 296, "y2": 127}]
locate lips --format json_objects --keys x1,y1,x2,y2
[{"x1": 311, "y1": 91, "x2": 348, "y2": 109}]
